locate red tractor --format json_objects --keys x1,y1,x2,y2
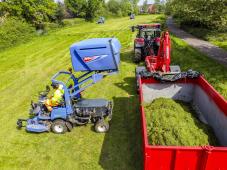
[
  {"x1": 132, "y1": 24, "x2": 162, "y2": 63},
  {"x1": 135, "y1": 27, "x2": 184, "y2": 90}
]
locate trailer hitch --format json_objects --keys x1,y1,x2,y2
[{"x1": 140, "y1": 69, "x2": 201, "y2": 82}]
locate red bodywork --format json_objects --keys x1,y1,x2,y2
[
  {"x1": 145, "y1": 31, "x2": 171, "y2": 72},
  {"x1": 135, "y1": 38, "x2": 145, "y2": 46},
  {"x1": 139, "y1": 76, "x2": 227, "y2": 170}
]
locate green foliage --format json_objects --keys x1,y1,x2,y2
[
  {"x1": 0, "y1": 17, "x2": 35, "y2": 51},
  {"x1": 65, "y1": 0, "x2": 87, "y2": 17},
  {"x1": 85, "y1": 0, "x2": 103, "y2": 21},
  {"x1": 55, "y1": 2, "x2": 67, "y2": 24},
  {"x1": 106, "y1": 0, "x2": 121, "y2": 16},
  {"x1": 65, "y1": 0, "x2": 104, "y2": 21},
  {"x1": 166, "y1": 0, "x2": 227, "y2": 30},
  {"x1": 106, "y1": 0, "x2": 135, "y2": 17},
  {"x1": 0, "y1": 0, "x2": 58, "y2": 28},
  {"x1": 144, "y1": 98, "x2": 219, "y2": 146},
  {"x1": 142, "y1": 0, "x2": 148, "y2": 13},
  {"x1": 154, "y1": 0, "x2": 165, "y2": 14}
]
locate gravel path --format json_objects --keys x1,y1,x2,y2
[{"x1": 167, "y1": 17, "x2": 227, "y2": 67}]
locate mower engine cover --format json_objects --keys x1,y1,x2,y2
[{"x1": 70, "y1": 38, "x2": 121, "y2": 72}]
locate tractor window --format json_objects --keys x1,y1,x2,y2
[
  {"x1": 140, "y1": 29, "x2": 161, "y2": 39},
  {"x1": 141, "y1": 30, "x2": 155, "y2": 40}
]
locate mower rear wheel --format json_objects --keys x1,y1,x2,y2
[
  {"x1": 95, "y1": 120, "x2": 109, "y2": 133},
  {"x1": 51, "y1": 119, "x2": 67, "y2": 134}
]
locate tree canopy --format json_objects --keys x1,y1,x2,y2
[
  {"x1": 0, "y1": 0, "x2": 58, "y2": 28},
  {"x1": 166, "y1": 0, "x2": 227, "y2": 30}
]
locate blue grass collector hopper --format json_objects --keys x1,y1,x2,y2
[{"x1": 70, "y1": 38, "x2": 121, "y2": 72}]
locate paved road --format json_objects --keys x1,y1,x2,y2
[{"x1": 167, "y1": 17, "x2": 227, "y2": 67}]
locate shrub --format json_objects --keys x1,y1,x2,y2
[{"x1": 0, "y1": 17, "x2": 35, "y2": 51}]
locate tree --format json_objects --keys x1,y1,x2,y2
[
  {"x1": 107, "y1": 0, "x2": 121, "y2": 16},
  {"x1": 85, "y1": 0, "x2": 103, "y2": 21},
  {"x1": 120, "y1": 0, "x2": 132, "y2": 16},
  {"x1": 129, "y1": 0, "x2": 139, "y2": 14},
  {"x1": 154, "y1": 0, "x2": 165, "y2": 13},
  {"x1": 0, "y1": 0, "x2": 58, "y2": 28},
  {"x1": 142, "y1": 0, "x2": 148, "y2": 13},
  {"x1": 55, "y1": 2, "x2": 67, "y2": 24},
  {"x1": 165, "y1": 0, "x2": 227, "y2": 30},
  {"x1": 64, "y1": 0, "x2": 86, "y2": 17}
]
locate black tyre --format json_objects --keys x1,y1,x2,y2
[
  {"x1": 65, "y1": 121, "x2": 73, "y2": 132},
  {"x1": 95, "y1": 120, "x2": 109, "y2": 133},
  {"x1": 133, "y1": 48, "x2": 142, "y2": 63},
  {"x1": 51, "y1": 119, "x2": 67, "y2": 134}
]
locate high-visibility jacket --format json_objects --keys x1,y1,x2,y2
[{"x1": 51, "y1": 84, "x2": 64, "y2": 105}]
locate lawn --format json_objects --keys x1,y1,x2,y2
[
  {"x1": 0, "y1": 15, "x2": 165, "y2": 170},
  {"x1": 0, "y1": 14, "x2": 226, "y2": 170}
]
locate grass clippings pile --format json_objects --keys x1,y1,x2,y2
[{"x1": 144, "y1": 98, "x2": 219, "y2": 146}]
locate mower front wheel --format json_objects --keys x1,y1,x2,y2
[
  {"x1": 95, "y1": 120, "x2": 109, "y2": 133},
  {"x1": 51, "y1": 119, "x2": 67, "y2": 134}
]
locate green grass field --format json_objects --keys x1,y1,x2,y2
[{"x1": 0, "y1": 15, "x2": 226, "y2": 170}]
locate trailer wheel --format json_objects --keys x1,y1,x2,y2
[
  {"x1": 51, "y1": 119, "x2": 67, "y2": 134},
  {"x1": 95, "y1": 120, "x2": 109, "y2": 133}
]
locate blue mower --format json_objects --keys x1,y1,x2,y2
[{"x1": 17, "y1": 38, "x2": 121, "y2": 134}]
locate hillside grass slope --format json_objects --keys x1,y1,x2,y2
[{"x1": 0, "y1": 15, "x2": 226, "y2": 170}]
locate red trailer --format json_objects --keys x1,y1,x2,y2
[{"x1": 139, "y1": 76, "x2": 227, "y2": 170}]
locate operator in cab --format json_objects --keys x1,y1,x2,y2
[{"x1": 44, "y1": 82, "x2": 64, "y2": 112}]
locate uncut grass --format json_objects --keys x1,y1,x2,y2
[{"x1": 144, "y1": 98, "x2": 218, "y2": 146}]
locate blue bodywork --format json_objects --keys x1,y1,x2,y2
[
  {"x1": 70, "y1": 38, "x2": 121, "y2": 72},
  {"x1": 19, "y1": 38, "x2": 121, "y2": 133}
]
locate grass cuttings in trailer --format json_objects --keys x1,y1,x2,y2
[{"x1": 144, "y1": 98, "x2": 219, "y2": 146}]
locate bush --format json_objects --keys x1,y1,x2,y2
[
  {"x1": 166, "y1": 0, "x2": 227, "y2": 31},
  {"x1": 0, "y1": 17, "x2": 35, "y2": 51}
]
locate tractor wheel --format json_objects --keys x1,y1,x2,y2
[
  {"x1": 51, "y1": 119, "x2": 67, "y2": 134},
  {"x1": 133, "y1": 49, "x2": 142, "y2": 63},
  {"x1": 65, "y1": 121, "x2": 73, "y2": 132},
  {"x1": 95, "y1": 120, "x2": 109, "y2": 133}
]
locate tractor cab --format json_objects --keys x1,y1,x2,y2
[
  {"x1": 132, "y1": 24, "x2": 162, "y2": 62},
  {"x1": 139, "y1": 28, "x2": 161, "y2": 40}
]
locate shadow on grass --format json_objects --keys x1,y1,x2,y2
[
  {"x1": 114, "y1": 77, "x2": 137, "y2": 96},
  {"x1": 98, "y1": 96, "x2": 142, "y2": 170},
  {"x1": 120, "y1": 50, "x2": 135, "y2": 64}
]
